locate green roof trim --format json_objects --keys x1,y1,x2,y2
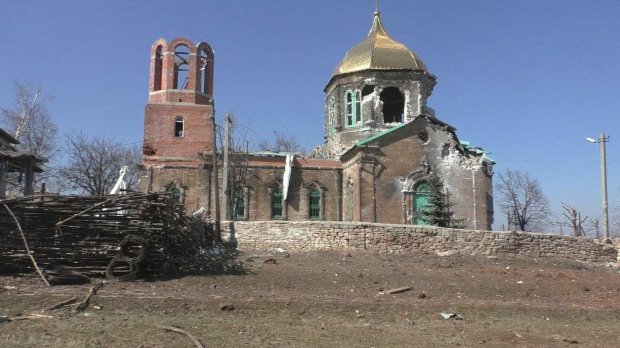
[
  {"x1": 459, "y1": 140, "x2": 470, "y2": 149},
  {"x1": 355, "y1": 123, "x2": 408, "y2": 146}
]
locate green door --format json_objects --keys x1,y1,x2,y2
[{"x1": 412, "y1": 182, "x2": 430, "y2": 225}]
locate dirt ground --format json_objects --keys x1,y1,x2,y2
[{"x1": 1, "y1": 250, "x2": 619, "y2": 347}]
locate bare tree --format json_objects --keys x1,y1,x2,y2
[
  {"x1": 258, "y1": 131, "x2": 301, "y2": 153},
  {"x1": 561, "y1": 203, "x2": 588, "y2": 237},
  {"x1": 587, "y1": 217, "x2": 601, "y2": 239},
  {"x1": 496, "y1": 169, "x2": 551, "y2": 232},
  {"x1": 1, "y1": 82, "x2": 58, "y2": 191},
  {"x1": 57, "y1": 132, "x2": 140, "y2": 195},
  {"x1": 215, "y1": 115, "x2": 252, "y2": 220}
]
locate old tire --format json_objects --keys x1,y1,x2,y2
[
  {"x1": 105, "y1": 256, "x2": 140, "y2": 281},
  {"x1": 118, "y1": 235, "x2": 148, "y2": 263}
]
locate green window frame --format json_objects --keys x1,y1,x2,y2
[
  {"x1": 271, "y1": 188, "x2": 283, "y2": 219},
  {"x1": 344, "y1": 90, "x2": 362, "y2": 128},
  {"x1": 309, "y1": 189, "x2": 321, "y2": 220},
  {"x1": 328, "y1": 97, "x2": 336, "y2": 135}
]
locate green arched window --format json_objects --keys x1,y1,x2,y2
[
  {"x1": 345, "y1": 90, "x2": 362, "y2": 127},
  {"x1": 309, "y1": 189, "x2": 321, "y2": 219},
  {"x1": 271, "y1": 188, "x2": 283, "y2": 219},
  {"x1": 413, "y1": 181, "x2": 430, "y2": 225}
]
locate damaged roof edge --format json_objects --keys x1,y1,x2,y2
[{"x1": 460, "y1": 140, "x2": 496, "y2": 164}]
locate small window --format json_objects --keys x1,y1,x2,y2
[
  {"x1": 309, "y1": 189, "x2": 321, "y2": 219},
  {"x1": 271, "y1": 188, "x2": 283, "y2": 219},
  {"x1": 174, "y1": 117, "x2": 184, "y2": 137}
]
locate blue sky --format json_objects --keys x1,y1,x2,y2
[{"x1": 1, "y1": 1, "x2": 619, "y2": 231}]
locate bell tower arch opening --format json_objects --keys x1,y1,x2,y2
[
  {"x1": 196, "y1": 42, "x2": 215, "y2": 97},
  {"x1": 153, "y1": 45, "x2": 163, "y2": 91},
  {"x1": 380, "y1": 87, "x2": 404, "y2": 123},
  {"x1": 173, "y1": 44, "x2": 190, "y2": 90}
]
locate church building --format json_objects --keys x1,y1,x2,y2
[{"x1": 140, "y1": 9, "x2": 495, "y2": 230}]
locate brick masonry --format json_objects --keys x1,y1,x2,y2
[{"x1": 222, "y1": 221, "x2": 618, "y2": 264}]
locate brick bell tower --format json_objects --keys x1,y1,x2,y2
[
  {"x1": 141, "y1": 38, "x2": 215, "y2": 212},
  {"x1": 143, "y1": 37, "x2": 215, "y2": 166}
]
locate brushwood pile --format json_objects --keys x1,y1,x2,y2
[{"x1": 0, "y1": 192, "x2": 217, "y2": 283}]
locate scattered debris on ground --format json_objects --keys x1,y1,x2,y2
[{"x1": 440, "y1": 312, "x2": 464, "y2": 320}]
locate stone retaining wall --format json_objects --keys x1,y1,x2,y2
[{"x1": 222, "y1": 221, "x2": 618, "y2": 263}]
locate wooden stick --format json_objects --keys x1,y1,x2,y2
[
  {"x1": 378, "y1": 286, "x2": 413, "y2": 295},
  {"x1": 46, "y1": 296, "x2": 77, "y2": 311},
  {"x1": 3, "y1": 203, "x2": 50, "y2": 287},
  {"x1": 73, "y1": 282, "x2": 104, "y2": 313},
  {"x1": 55, "y1": 198, "x2": 114, "y2": 226},
  {"x1": 155, "y1": 324, "x2": 205, "y2": 348},
  {"x1": 9, "y1": 314, "x2": 54, "y2": 321}
]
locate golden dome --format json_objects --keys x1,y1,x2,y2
[{"x1": 333, "y1": 11, "x2": 427, "y2": 76}]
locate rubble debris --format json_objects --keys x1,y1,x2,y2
[
  {"x1": 264, "y1": 258, "x2": 277, "y2": 264},
  {"x1": 440, "y1": 312, "x2": 463, "y2": 320}
]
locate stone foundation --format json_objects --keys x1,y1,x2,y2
[{"x1": 222, "y1": 221, "x2": 618, "y2": 264}]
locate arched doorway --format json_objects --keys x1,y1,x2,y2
[{"x1": 412, "y1": 181, "x2": 430, "y2": 225}]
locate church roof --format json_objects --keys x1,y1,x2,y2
[{"x1": 332, "y1": 11, "x2": 428, "y2": 77}]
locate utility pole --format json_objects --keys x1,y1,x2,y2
[
  {"x1": 587, "y1": 133, "x2": 611, "y2": 243},
  {"x1": 222, "y1": 113, "x2": 232, "y2": 221},
  {"x1": 599, "y1": 133, "x2": 610, "y2": 243},
  {"x1": 211, "y1": 115, "x2": 220, "y2": 241}
]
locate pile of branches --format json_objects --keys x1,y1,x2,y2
[{"x1": 0, "y1": 192, "x2": 218, "y2": 282}]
